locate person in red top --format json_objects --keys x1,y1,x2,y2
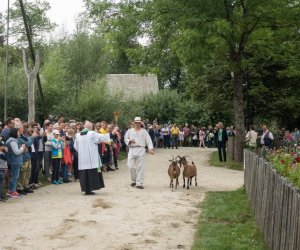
[{"x1": 61, "y1": 137, "x2": 73, "y2": 183}]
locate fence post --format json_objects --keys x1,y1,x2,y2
[{"x1": 244, "y1": 149, "x2": 300, "y2": 250}]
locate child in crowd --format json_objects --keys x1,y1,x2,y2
[
  {"x1": 61, "y1": 137, "x2": 72, "y2": 183},
  {"x1": 51, "y1": 130, "x2": 64, "y2": 185}
]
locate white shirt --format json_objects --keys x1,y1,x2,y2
[
  {"x1": 245, "y1": 130, "x2": 258, "y2": 146},
  {"x1": 260, "y1": 130, "x2": 274, "y2": 145},
  {"x1": 74, "y1": 130, "x2": 110, "y2": 170},
  {"x1": 124, "y1": 128, "x2": 153, "y2": 156}
]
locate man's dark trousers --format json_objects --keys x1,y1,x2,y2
[{"x1": 217, "y1": 141, "x2": 226, "y2": 162}]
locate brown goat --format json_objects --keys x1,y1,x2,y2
[
  {"x1": 168, "y1": 157, "x2": 180, "y2": 189},
  {"x1": 177, "y1": 156, "x2": 197, "y2": 189}
]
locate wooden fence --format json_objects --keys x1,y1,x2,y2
[{"x1": 244, "y1": 150, "x2": 300, "y2": 250}]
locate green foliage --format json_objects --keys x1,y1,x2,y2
[
  {"x1": 0, "y1": 13, "x2": 5, "y2": 46},
  {"x1": 1, "y1": 0, "x2": 300, "y2": 132},
  {"x1": 72, "y1": 79, "x2": 118, "y2": 122},
  {"x1": 9, "y1": 0, "x2": 56, "y2": 44},
  {"x1": 41, "y1": 47, "x2": 68, "y2": 114},
  {"x1": 59, "y1": 31, "x2": 109, "y2": 96},
  {"x1": 140, "y1": 89, "x2": 180, "y2": 124},
  {"x1": 192, "y1": 188, "x2": 266, "y2": 250},
  {"x1": 0, "y1": 59, "x2": 28, "y2": 120}
]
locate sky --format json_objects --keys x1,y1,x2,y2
[{"x1": 0, "y1": 0, "x2": 86, "y2": 35}]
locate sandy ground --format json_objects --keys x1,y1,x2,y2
[{"x1": 0, "y1": 148, "x2": 243, "y2": 250}]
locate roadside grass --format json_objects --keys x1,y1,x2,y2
[
  {"x1": 192, "y1": 188, "x2": 267, "y2": 250},
  {"x1": 209, "y1": 151, "x2": 243, "y2": 171}
]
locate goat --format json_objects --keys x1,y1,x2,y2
[
  {"x1": 177, "y1": 156, "x2": 197, "y2": 189},
  {"x1": 168, "y1": 157, "x2": 180, "y2": 189}
]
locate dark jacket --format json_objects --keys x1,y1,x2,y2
[{"x1": 216, "y1": 129, "x2": 228, "y2": 144}]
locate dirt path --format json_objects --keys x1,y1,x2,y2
[{"x1": 0, "y1": 148, "x2": 243, "y2": 250}]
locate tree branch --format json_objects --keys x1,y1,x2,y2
[
  {"x1": 240, "y1": 0, "x2": 247, "y2": 16},
  {"x1": 224, "y1": 0, "x2": 231, "y2": 21},
  {"x1": 22, "y1": 48, "x2": 30, "y2": 76},
  {"x1": 32, "y1": 49, "x2": 40, "y2": 76}
]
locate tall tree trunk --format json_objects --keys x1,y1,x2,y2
[
  {"x1": 233, "y1": 70, "x2": 245, "y2": 163},
  {"x1": 22, "y1": 49, "x2": 40, "y2": 122}
]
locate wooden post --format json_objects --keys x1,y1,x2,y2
[{"x1": 22, "y1": 49, "x2": 40, "y2": 122}]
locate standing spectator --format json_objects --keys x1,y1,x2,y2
[
  {"x1": 0, "y1": 117, "x2": 15, "y2": 142},
  {"x1": 6, "y1": 128, "x2": 26, "y2": 198},
  {"x1": 245, "y1": 125, "x2": 258, "y2": 148},
  {"x1": 183, "y1": 124, "x2": 190, "y2": 147},
  {"x1": 148, "y1": 125, "x2": 156, "y2": 148},
  {"x1": 293, "y1": 128, "x2": 299, "y2": 142},
  {"x1": 99, "y1": 121, "x2": 114, "y2": 172},
  {"x1": 29, "y1": 125, "x2": 44, "y2": 189},
  {"x1": 61, "y1": 137, "x2": 72, "y2": 183},
  {"x1": 69, "y1": 129, "x2": 79, "y2": 182},
  {"x1": 51, "y1": 130, "x2": 64, "y2": 185},
  {"x1": 161, "y1": 124, "x2": 170, "y2": 149},
  {"x1": 17, "y1": 123, "x2": 36, "y2": 194},
  {"x1": 43, "y1": 122, "x2": 53, "y2": 182},
  {"x1": 260, "y1": 125, "x2": 274, "y2": 148},
  {"x1": 178, "y1": 126, "x2": 184, "y2": 147},
  {"x1": 216, "y1": 122, "x2": 228, "y2": 162},
  {"x1": 59, "y1": 122, "x2": 66, "y2": 137},
  {"x1": 108, "y1": 124, "x2": 117, "y2": 170},
  {"x1": 154, "y1": 125, "x2": 161, "y2": 148},
  {"x1": 199, "y1": 127, "x2": 206, "y2": 148},
  {"x1": 170, "y1": 123, "x2": 180, "y2": 149},
  {"x1": 0, "y1": 141, "x2": 8, "y2": 201},
  {"x1": 283, "y1": 131, "x2": 293, "y2": 146},
  {"x1": 190, "y1": 125, "x2": 198, "y2": 147}
]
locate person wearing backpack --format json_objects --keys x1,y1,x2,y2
[{"x1": 260, "y1": 125, "x2": 274, "y2": 148}]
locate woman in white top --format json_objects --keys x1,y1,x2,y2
[{"x1": 245, "y1": 125, "x2": 258, "y2": 148}]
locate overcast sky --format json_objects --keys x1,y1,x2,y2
[{"x1": 1, "y1": 0, "x2": 86, "y2": 34}]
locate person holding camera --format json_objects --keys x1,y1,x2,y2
[{"x1": 6, "y1": 128, "x2": 27, "y2": 198}]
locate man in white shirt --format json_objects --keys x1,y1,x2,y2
[
  {"x1": 124, "y1": 117, "x2": 154, "y2": 189},
  {"x1": 260, "y1": 125, "x2": 274, "y2": 148}
]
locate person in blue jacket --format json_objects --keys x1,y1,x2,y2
[{"x1": 6, "y1": 128, "x2": 26, "y2": 198}]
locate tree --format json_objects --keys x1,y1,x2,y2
[
  {"x1": 9, "y1": 0, "x2": 56, "y2": 45},
  {"x1": 22, "y1": 48, "x2": 40, "y2": 122},
  {"x1": 0, "y1": 12, "x2": 5, "y2": 47}
]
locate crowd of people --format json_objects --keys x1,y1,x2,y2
[
  {"x1": 147, "y1": 122, "x2": 235, "y2": 149},
  {"x1": 0, "y1": 116, "x2": 235, "y2": 201},
  {"x1": 2, "y1": 114, "x2": 296, "y2": 201},
  {"x1": 0, "y1": 116, "x2": 124, "y2": 201}
]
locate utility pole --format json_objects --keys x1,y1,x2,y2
[
  {"x1": 18, "y1": 0, "x2": 47, "y2": 119},
  {"x1": 4, "y1": 0, "x2": 10, "y2": 121}
]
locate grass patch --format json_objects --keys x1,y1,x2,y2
[
  {"x1": 209, "y1": 151, "x2": 243, "y2": 171},
  {"x1": 192, "y1": 188, "x2": 267, "y2": 250}
]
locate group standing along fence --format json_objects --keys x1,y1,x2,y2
[{"x1": 244, "y1": 150, "x2": 300, "y2": 250}]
